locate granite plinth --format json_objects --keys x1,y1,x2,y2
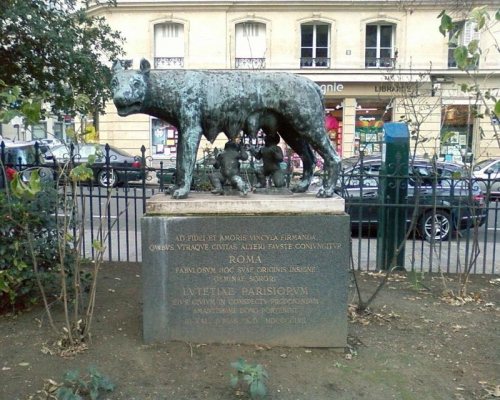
[{"x1": 142, "y1": 193, "x2": 349, "y2": 347}]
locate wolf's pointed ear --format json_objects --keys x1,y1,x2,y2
[
  {"x1": 111, "y1": 60, "x2": 123, "y2": 74},
  {"x1": 140, "y1": 59, "x2": 151, "y2": 75}
]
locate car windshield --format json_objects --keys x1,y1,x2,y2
[
  {"x1": 474, "y1": 159, "x2": 494, "y2": 172},
  {"x1": 4, "y1": 145, "x2": 37, "y2": 165},
  {"x1": 109, "y1": 145, "x2": 134, "y2": 158}
]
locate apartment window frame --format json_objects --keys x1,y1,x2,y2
[
  {"x1": 300, "y1": 22, "x2": 331, "y2": 68},
  {"x1": 235, "y1": 21, "x2": 267, "y2": 69},
  {"x1": 448, "y1": 20, "x2": 479, "y2": 69},
  {"x1": 154, "y1": 22, "x2": 185, "y2": 69},
  {"x1": 365, "y1": 23, "x2": 396, "y2": 68}
]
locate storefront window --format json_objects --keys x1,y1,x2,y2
[
  {"x1": 354, "y1": 101, "x2": 391, "y2": 155},
  {"x1": 440, "y1": 105, "x2": 473, "y2": 163},
  {"x1": 152, "y1": 118, "x2": 178, "y2": 157},
  {"x1": 325, "y1": 106, "x2": 342, "y2": 157}
]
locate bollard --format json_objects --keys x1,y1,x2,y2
[{"x1": 376, "y1": 123, "x2": 409, "y2": 270}]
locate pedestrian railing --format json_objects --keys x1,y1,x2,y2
[{"x1": 1, "y1": 141, "x2": 498, "y2": 273}]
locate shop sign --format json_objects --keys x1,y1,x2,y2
[
  {"x1": 319, "y1": 83, "x2": 344, "y2": 94},
  {"x1": 374, "y1": 85, "x2": 409, "y2": 93}
]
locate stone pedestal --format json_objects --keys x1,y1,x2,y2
[{"x1": 142, "y1": 193, "x2": 349, "y2": 347}]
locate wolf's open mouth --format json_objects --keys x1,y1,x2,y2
[{"x1": 116, "y1": 102, "x2": 142, "y2": 116}]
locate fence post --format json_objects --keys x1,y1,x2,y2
[{"x1": 376, "y1": 123, "x2": 409, "y2": 270}]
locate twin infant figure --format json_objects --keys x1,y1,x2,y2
[{"x1": 210, "y1": 135, "x2": 286, "y2": 196}]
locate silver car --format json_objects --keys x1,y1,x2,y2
[{"x1": 473, "y1": 158, "x2": 500, "y2": 200}]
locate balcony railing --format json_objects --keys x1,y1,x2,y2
[
  {"x1": 235, "y1": 58, "x2": 266, "y2": 69},
  {"x1": 154, "y1": 57, "x2": 184, "y2": 69},
  {"x1": 365, "y1": 57, "x2": 396, "y2": 68},
  {"x1": 300, "y1": 57, "x2": 330, "y2": 68}
]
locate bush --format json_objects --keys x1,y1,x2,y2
[{"x1": 0, "y1": 186, "x2": 75, "y2": 311}]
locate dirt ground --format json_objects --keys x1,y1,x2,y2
[{"x1": 0, "y1": 263, "x2": 499, "y2": 400}]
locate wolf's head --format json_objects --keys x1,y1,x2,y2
[{"x1": 111, "y1": 59, "x2": 151, "y2": 117}]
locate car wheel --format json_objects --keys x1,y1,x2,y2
[
  {"x1": 420, "y1": 210, "x2": 452, "y2": 242},
  {"x1": 97, "y1": 169, "x2": 118, "y2": 188}
]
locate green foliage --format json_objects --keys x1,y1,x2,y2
[
  {"x1": 0, "y1": 0, "x2": 125, "y2": 117},
  {"x1": 438, "y1": 6, "x2": 500, "y2": 120},
  {"x1": 56, "y1": 366, "x2": 115, "y2": 400},
  {"x1": 230, "y1": 358, "x2": 269, "y2": 399},
  {"x1": 0, "y1": 186, "x2": 75, "y2": 311},
  {"x1": 10, "y1": 169, "x2": 41, "y2": 199}
]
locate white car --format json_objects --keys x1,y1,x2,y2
[{"x1": 473, "y1": 158, "x2": 500, "y2": 200}]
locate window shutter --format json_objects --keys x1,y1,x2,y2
[{"x1": 463, "y1": 21, "x2": 479, "y2": 46}]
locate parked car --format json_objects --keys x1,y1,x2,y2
[
  {"x1": 336, "y1": 156, "x2": 487, "y2": 241},
  {"x1": 1, "y1": 141, "x2": 53, "y2": 189},
  {"x1": 46, "y1": 143, "x2": 144, "y2": 187},
  {"x1": 472, "y1": 158, "x2": 500, "y2": 200}
]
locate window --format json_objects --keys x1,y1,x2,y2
[
  {"x1": 235, "y1": 22, "x2": 266, "y2": 69},
  {"x1": 448, "y1": 21, "x2": 479, "y2": 68},
  {"x1": 154, "y1": 23, "x2": 184, "y2": 69},
  {"x1": 54, "y1": 122, "x2": 63, "y2": 140},
  {"x1": 365, "y1": 24, "x2": 396, "y2": 68},
  {"x1": 31, "y1": 123, "x2": 47, "y2": 140},
  {"x1": 300, "y1": 23, "x2": 330, "y2": 68},
  {"x1": 151, "y1": 118, "x2": 178, "y2": 156}
]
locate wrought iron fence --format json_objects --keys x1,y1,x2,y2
[{"x1": 1, "y1": 141, "x2": 498, "y2": 273}]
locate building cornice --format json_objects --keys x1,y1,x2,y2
[{"x1": 89, "y1": 0, "x2": 499, "y2": 14}]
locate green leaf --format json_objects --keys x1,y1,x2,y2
[
  {"x1": 20, "y1": 100, "x2": 42, "y2": 125},
  {"x1": 229, "y1": 374, "x2": 239, "y2": 388},
  {"x1": 98, "y1": 376, "x2": 115, "y2": 392},
  {"x1": 460, "y1": 83, "x2": 469, "y2": 93},
  {"x1": 250, "y1": 380, "x2": 267, "y2": 399},
  {"x1": 29, "y1": 169, "x2": 41, "y2": 194},
  {"x1": 90, "y1": 388, "x2": 99, "y2": 400},
  {"x1": 88, "y1": 154, "x2": 97, "y2": 165},
  {"x1": 439, "y1": 12, "x2": 453, "y2": 36},
  {"x1": 2, "y1": 109, "x2": 21, "y2": 124},
  {"x1": 10, "y1": 174, "x2": 27, "y2": 199},
  {"x1": 453, "y1": 46, "x2": 469, "y2": 69},
  {"x1": 0, "y1": 277, "x2": 10, "y2": 293},
  {"x1": 62, "y1": 369, "x2": 81, "y2": 383},
  {"x1": 231, "y1": 358, "x2": 246, "y2": 372},
  {"x1": 467, "y1": 39, "x2": 480, "y2": 55},
  {"x1": 56, "y1": 387, "x2": 79, "y2": 400},
  {"x1": 92, "y1": 240, "x2": 104, "y2": 251},
  {"x1": 75, "y1": 94, "x2": 91, "y2": 109},
  {"x1": 494, "y1": 100, "x2": 500, "y2": 117},
  {"x1": 495, "y1": 8, "x2": 500, "y2": 21}
]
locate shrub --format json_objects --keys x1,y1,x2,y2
[{"x1": 0, "y1": 186, "x2": 75, "y2": 311}]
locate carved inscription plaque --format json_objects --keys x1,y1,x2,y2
[{"x1": 142, "y1": 214, "x2": 349, "y2": 347}]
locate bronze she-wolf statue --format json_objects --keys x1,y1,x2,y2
[{"x1": 111, "y1": 58, "x2": 341, "y2": 199}]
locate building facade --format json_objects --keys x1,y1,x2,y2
[{"x1": 67, "y1": 1, "x2": 500, "y2": 163}]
